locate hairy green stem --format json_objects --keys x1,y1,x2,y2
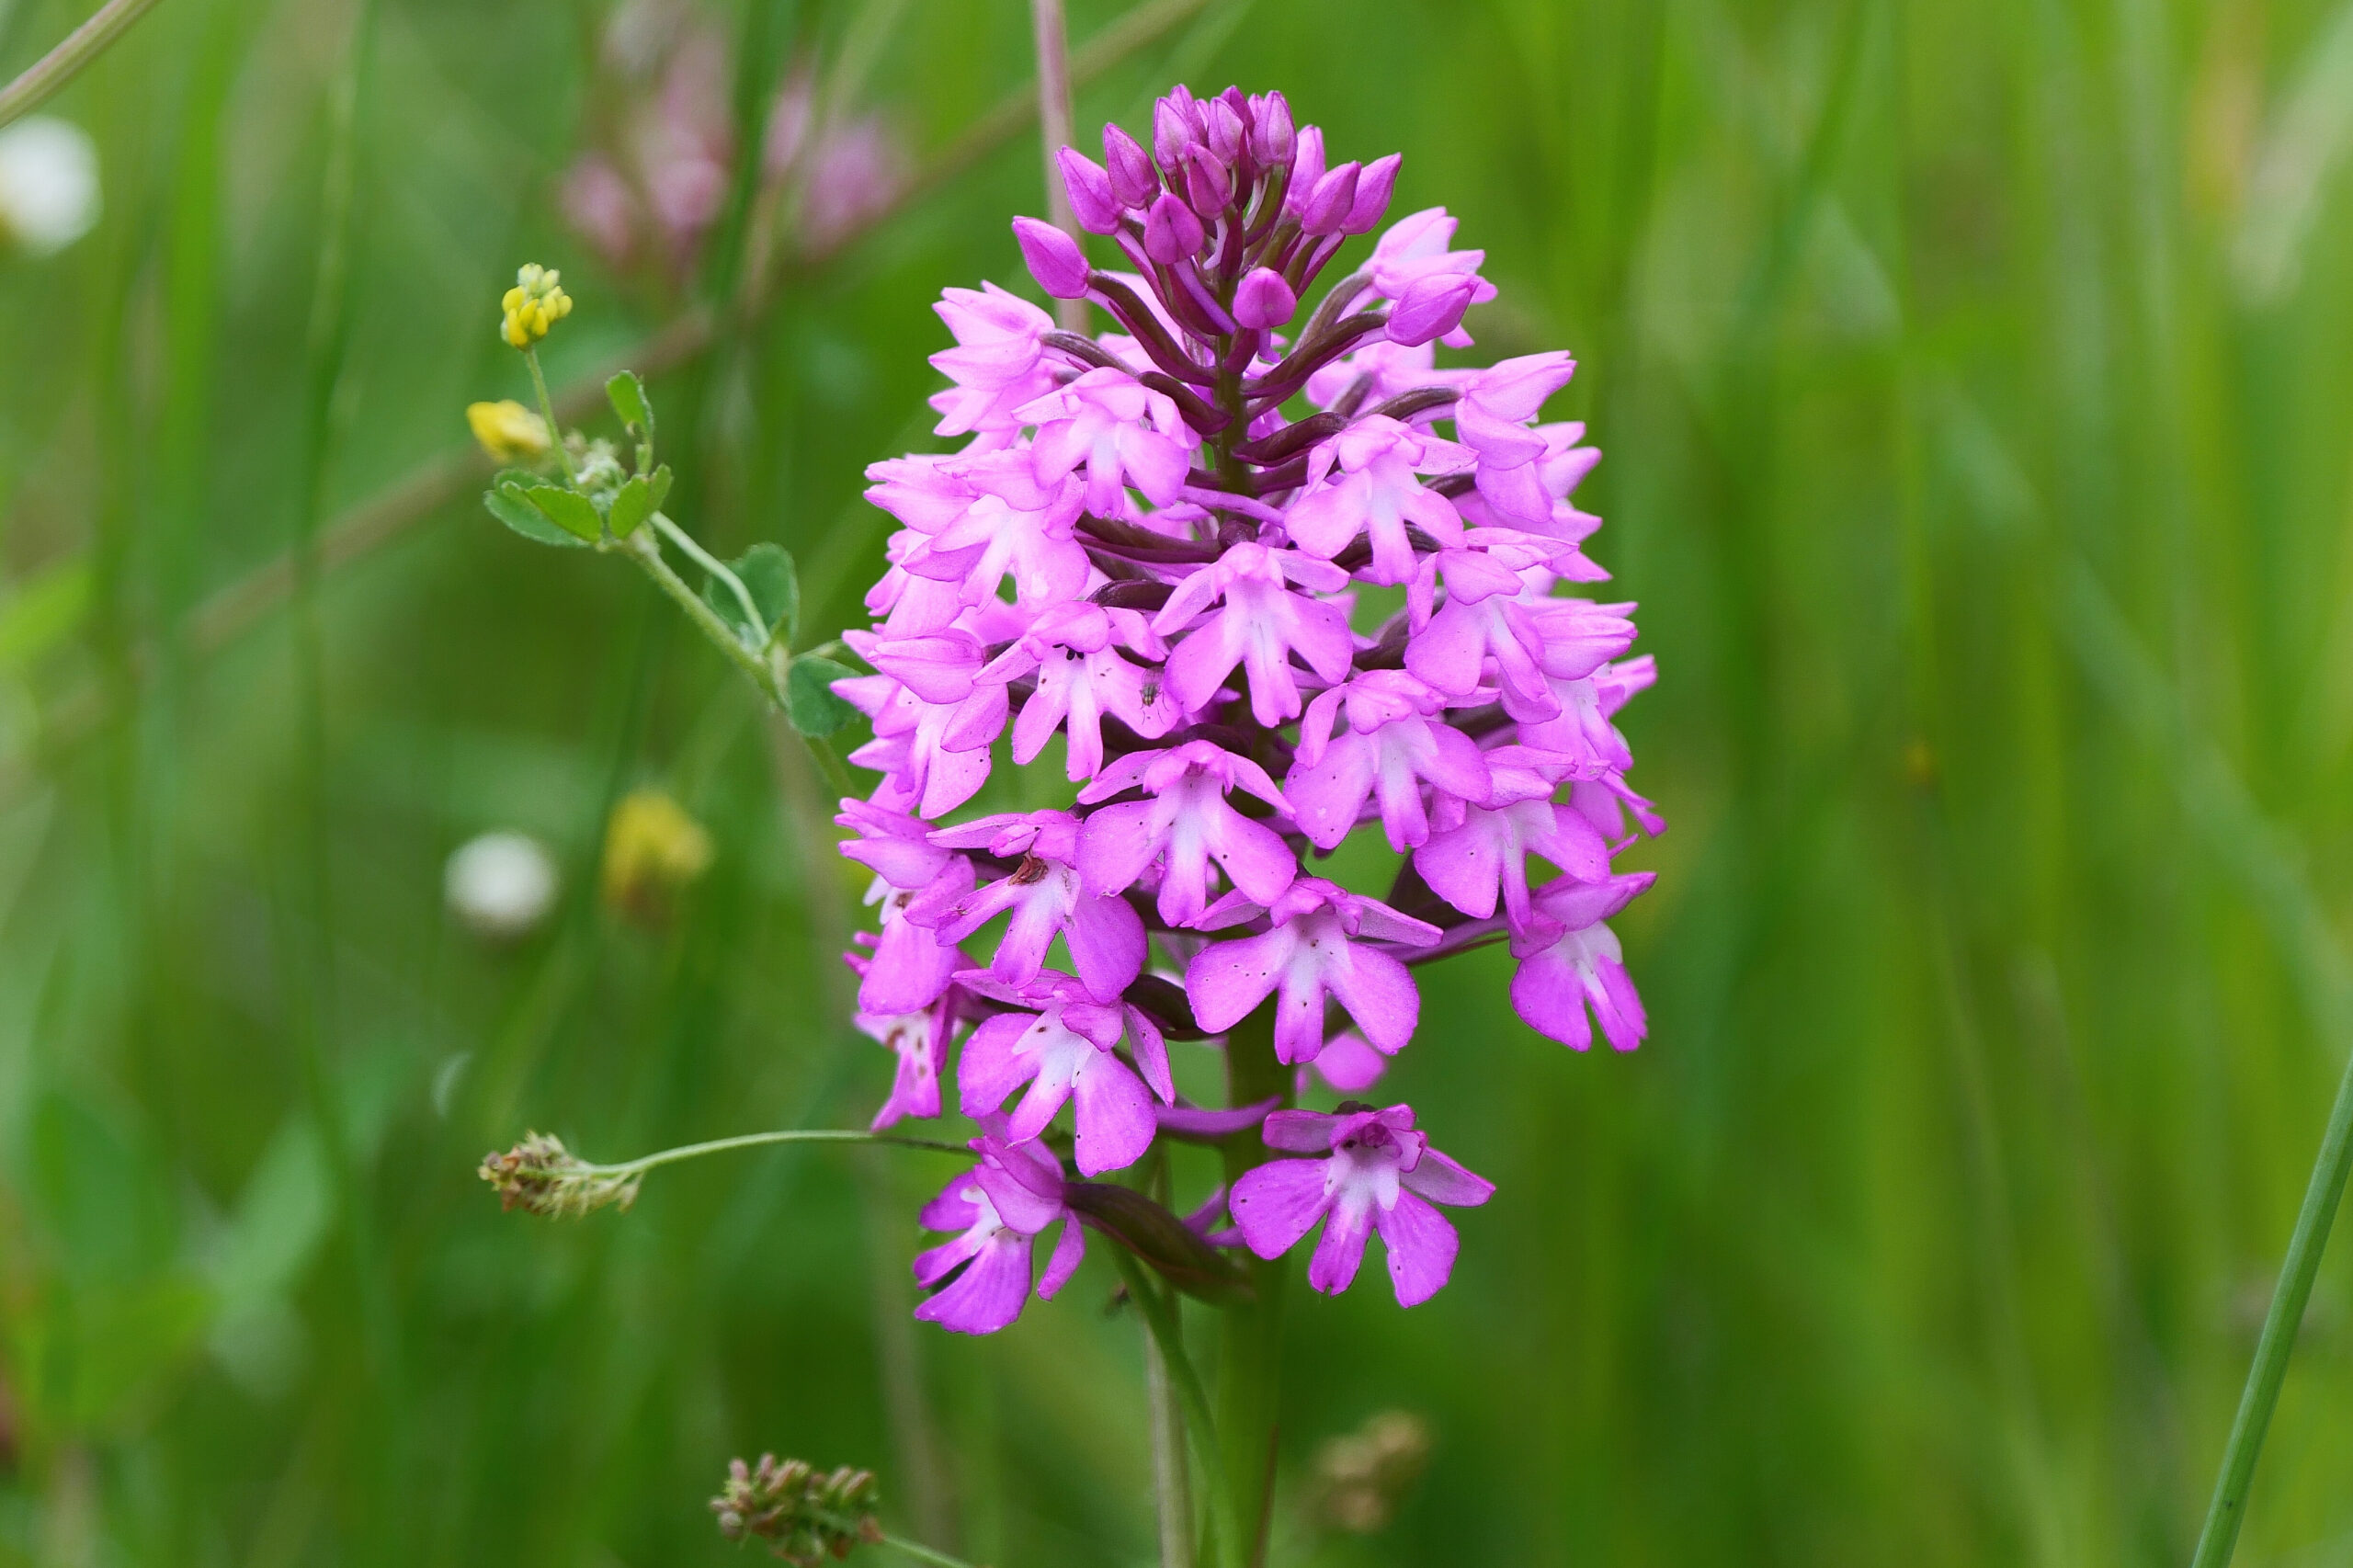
[
  {"x1": 650, "y1": 508, "x2": 766, "y2": 640},
  {"x1": 622, "y1": 528, "x2": 782, "y2": 701},
  {"x1": 522, "y1": 346, "x2": 579, "y2": 488},
  {"x1": 596, "y1": 1127, "x2": 967, "y2": 1183},
  {"x1": 2187, "y1": 1041, "x2": 2353, "y2": 1566},
  {"x1": 0, "y1": 0, "x2": 167, "y2": 130},
  {"x1": 878, "y1": 1530, "x2": 982, "y2": 1568}
]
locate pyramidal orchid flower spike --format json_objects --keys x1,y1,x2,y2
[{"x1": 832, "y1": 85, "x2": 1661, "y2": 1332}]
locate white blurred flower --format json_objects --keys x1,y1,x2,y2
[
  {"x1": 0, "y1": 119, "x2": 99, "y2": 256},
  {"x1": 445, "y1": 831, "x2": 559, "y2": 940}
]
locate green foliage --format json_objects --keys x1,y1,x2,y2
[
  {"x1": 483, "y1": 477, "x2": 590, "y2": 548},
  {"x1": 701, "y1": 540, "x2": 799, "y2": 648},
  {"x1": 606, "y1": 464, "x2": 671, "y2": 538},
  {"x1": 13, "y1": 1, "x2": 2353, "y2": 1566},
  {"x1": 607, "y1": 369, "x2": 655, "y2": 457},
  {"x1": 519, "y1": 482, "x2": 603, "y2": 543},
  {"x1": 785, "y1": 654, "x2": 859, "y2": 738}
]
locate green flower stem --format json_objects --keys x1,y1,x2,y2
[
  {"x1": 0, "y1": 0, "x2": 167, "y2": 131},
  {"x1": 621, "y1": 528, "x2": 781, "y2": 699},
  {"x1": 649, "y1": 508, "x2": 766, "y2": 644},
  {"x1": 620, "y1": 524, "x2": 857, "y2": 800},
  {"x1": 520, "y1": 347, "x2": 579, "y2": 488},
  {"x1": 1142, "y1": 1155, "x2": 1196, "y2": 1568},
  {"x1": 877, "y1": 1531, "x2": 983, "y2": 1568},
  {"x1": 1108, "y1": 1248, "x2": 1237, "y2": 1568},
  {"x1": 589, "y1": 1128, "x2": 969, "y2": 1186},
  {"x1": 2188, "y1": 1041, "x2": 2353, "y2": 1566},
  {"x1": 1216, "y1": 1006, "x2": 1290, "y2": 1568}
]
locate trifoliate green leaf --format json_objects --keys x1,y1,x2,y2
[
  {"x1": 522, "y1": 483, "x2": 603, "y2": 543},
  {"x1": 607, "y1": 473, "x2": 655, "y2": 539},
  {"x1": 485, "y1": 483, "x2": 589, "y2": 548}
]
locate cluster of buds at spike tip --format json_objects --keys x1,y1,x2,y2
[
  {"x1": 477, "y1": 1131, "x2": 642, "y2": 1217},
  {"x1": 501, "y1": 263, "x2": 574, "y2": 347},
  {"x1": 834, "y1": 85, "x2": 1661, "y2": 1333},
  {"x1": 711, "y1": 1455, "x2": 884, "y2": 1566}
]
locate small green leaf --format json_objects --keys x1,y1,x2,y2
[
  {"x1": 644, "y1": 463, "x2": 673, "y2": 513},
  {"x1": 608, "y1": 474, "x2": 655, "y2": 538},
  {"x1": 734, "y1": 542, "x2": 799, "y2": 645},
  {"x1": 699, "y1": 540, "x2": 798, "y2": 646},
  {"x1": 484, "y1": 483, "x2": 588, "y2": 548},
  {"x1": 524, "y1": 483, "x2": 603, "y2": 543},
  {"x1": 785, "y1": 655, "x2": 860, "y2": 737},
  {"x1": 607, "y1": 370, "x2": 654, "y2": 447}
]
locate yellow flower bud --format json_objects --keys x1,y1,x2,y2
[
  {"x1": 601, "y1": 789, "x2": 713, "y2": 925},
  {"x1": 465, "y1": 399, "x2": 551, "y2": 463},
  {"x1": 499, "y1": 262, "x2": 573, "y2": 348}
]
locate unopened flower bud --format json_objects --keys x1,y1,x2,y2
[
  {"x1": 478, "y1": 1132, "x2": 641, "y2": 1217},
  {"x1": 1250, "y1": 91, "x2": 1295, "y2": 165},
  {"x1": 1102, "y1": 123, "x2": 1155, "y2": 207},
  {"x1": 501, "y1": 263, "x2": 573, "y2": 348},
  {"x1": 1300, "y1": 161, "x2": 1361, "y2": 235},
  {"x1": 1233, "y1": 267, "x2": 1297, "y2": 329},
  {"x1": 1286, "y1": 125, "x2": 1327, "y2": 211},
  {"x1": 445, "y1": 829, "x2": 559, "y2": 939},
  {"x1": 1152, "y1": 93, "x2": 1198, "y2": 167},
  {"x1": 712, "y1": 1453, "x2": 884, "y2": 1566},
  {"x1": 1012, "y1": 216, "x2": 1091, "y2": 299},
  {"x1": 602, "y1": 789, "x2": 713, "y2": 925},
  {"x1": 1142, "y1": 191, "x2": 1204, "y2": 265},
  {"x1": 1204, "y1": 97, "x2": 1246, "y2": 166},
  {"x1": 1387, "y1": 271, "x2": 1480, "y2": 347},
  {"x1": 1346, "y1": 153, "x2": 1402, "y2": 233},
  {"x1": 1057, "y1": 147, "x2": 1121, "y2": 234},
  {"x1": 465, "y1": 400, "x2": 551, "y2": 464},
  {"x1": 1182, "y1": 143, "x2": 1233, "y2": 215}
]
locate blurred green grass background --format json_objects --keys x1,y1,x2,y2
[{"x1": 2, "y1": 0, "x2": 2351, "y2": 1562}]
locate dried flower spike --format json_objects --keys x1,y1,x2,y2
[
  {"x1": 1313, "y1": 1409, "x2": 1431, "y2": 1532},
  {"x1": 501, "y1": 263, "x2": 573, "y2": 347},
  {"x1": 477, "y1": 1131, "x2": 642, "y2": 1217},
  {"x1": 712, "y1": 1454, "x2": 885, "y2": 1566}
]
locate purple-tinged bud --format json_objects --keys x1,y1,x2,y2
[
  {"x1": 1233, "y1": 267, "x2": 1297, "y2": 329},
  {"x1": 1251, "y1": 91, "x2": 1295, "y2": 165},
  {"x1": 1012, "y1": 216, "x2": 1092, "y2": 299},
  {"x1": 1154, "y1": 96, "x2": 1199, "y2": 168},
  {"x1": 1205, "y1": 97, "x2": 1247, "y2": 166},
  {"x1": 1103, "y1": 123, "x2": 1155, "y2": 208},
  {"x1": 1142, "y1": 191, "x2": 1206, "y2": 264},
  {"x1": 1387, "y1": 272, "x2": 1480, "y2": 346},
  {"x1": 1301, "y1": 161, "x2": 1361, "y2": 234},
  {"x1": 1286, "y1": 126, "x2": 1327, "y2": 215},
  {"x1": 1058, "y1": 147, "x2": 1121, "y2": 234},
  {"x1": 1345, "y1": 153, "x2": 1402, "y2": 233},
  {"x1": 1183, "y1": 144, "x2": 1233, "y2": 215}
]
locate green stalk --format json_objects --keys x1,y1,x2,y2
[
  {"x1": 877, "y1": 1530, "x2": 983, "y2": 1568},
  {"x1": 620, "y1": 528, "x2": 783, "y2": 704},
  {"x1": 1216, "y1": 1006, "x2": 1290, "y2": 1568},
  {"x1": 604, "y1": 1127, "x2": 967, "y2": 1181},
  {"x1": 521, "y1": 345, "x2": 579, "y2": 488},
  {"x1": 1107, "y1": 1249, "x2": 1237, "y2": 1568},
  {"x1": 0, "y1": 0, "x2": 167, "y2": 130},
  {"x1": 2187, "y1": 1044, "x2": 2353, "y2": 1566},
  {"x1": 649, "y1": 509, "x2": 766, "y2": 642}
]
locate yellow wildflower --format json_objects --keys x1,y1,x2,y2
[
  {"x1": 500, "y1": 262, "x2": 573, "y2": 348},
  {"x1": 601, "y1": 789, "x2": 713, "y2": 924},
  {"x1": 465, "y1": 399, "x2": 551, "y2": 463}
]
